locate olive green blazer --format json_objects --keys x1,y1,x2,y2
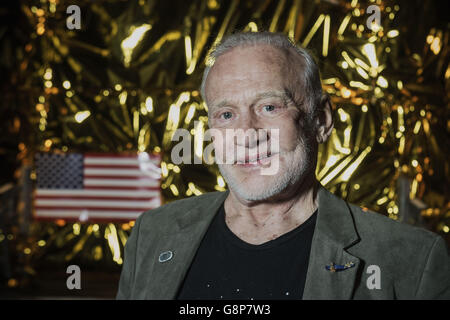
[{"x1": 116, "y1": 185, "x2": 450, "y2": 299}]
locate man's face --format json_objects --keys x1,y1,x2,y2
[{"x1": 205, "y1": 45, "x2": 317, "y2": 201}]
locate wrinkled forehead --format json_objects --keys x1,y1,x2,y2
[
  {"x1": 209, "y1": 44, "x2": 289, "y2": 77},
  {"x1": 204, "y1": 44, "x2": 306, "y2": 105}
]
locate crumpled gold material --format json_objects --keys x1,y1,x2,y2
[{"x1": 2, "y1": 0, "x2": 448, "y2": 268}]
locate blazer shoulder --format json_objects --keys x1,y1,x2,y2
[
  {"x1": 347, "y1": 202, "x2": 440, "y2": 244},
  {"x1": 347, "y1": 202, "x2": 449, "y2": 299}
]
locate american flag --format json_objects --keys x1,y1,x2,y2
[{"x1": 34, "y1": 152, "x2": 162, "y2": 222}]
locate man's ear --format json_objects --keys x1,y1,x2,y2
[{"x1": 315, "y1": 94, "x2": 334, "y2": 144}]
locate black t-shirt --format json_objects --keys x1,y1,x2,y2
[{"x1": 176, "y1": 204, "x2": 317, "y2": 300}]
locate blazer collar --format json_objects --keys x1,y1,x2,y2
[
  {"x1": 174, "y1": 184, "x2": 360, "y2": 248},
  {"x1": 313, "y1": 184, "x2": 360, "y2": 248},
  {"x1": 175, "y1": 190, "x2": 229, "y2": 232}
]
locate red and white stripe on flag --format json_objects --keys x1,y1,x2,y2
[{"x1": 34, "y1": 152, "x2": 162, "y2": 222}]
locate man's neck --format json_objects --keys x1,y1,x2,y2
[{"x1": 223, "y1": 177, "x2": 319, "y2": 244}]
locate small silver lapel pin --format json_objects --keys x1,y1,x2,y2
[{"x1": 158, "y1": 250, "x2": 173, "y2": 263}]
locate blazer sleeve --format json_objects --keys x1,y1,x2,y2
[
  {"x1": 415, "y1": 235, "x2": 450, "y2": 299},
  {"x1": 116, "y1": 213, "x2": 143, "y2": 300}
]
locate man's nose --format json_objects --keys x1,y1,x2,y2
[{"x1": 235, "y1": 115, "x2": 269, "y2": 149}]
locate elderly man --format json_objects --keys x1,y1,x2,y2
[{"x1": 117, "y1": 32, "x2": 449, "y2": 300}]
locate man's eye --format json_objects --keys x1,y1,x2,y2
[
  {"x1": 220, "y1": 111, "x2": 233, "y2": 120},
  {"x1": 263, "y1": 105, "x2": 276, "y2": 112}
]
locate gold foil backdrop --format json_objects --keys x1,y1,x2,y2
[{"x1": 0, "y1": 0, "x2": 449, "y2": 285}]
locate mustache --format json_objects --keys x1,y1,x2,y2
[
  {"x1": 235, "y1": 152, "x2": 279, "y2": 164},
  {"x1": 218, "y1": 141, "x2": 306, "y2": 165}
]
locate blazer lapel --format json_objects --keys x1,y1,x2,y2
[
  {"x1": 144, "y1": 191, "x2": 229, "y2": 299},
  {"x1": 302, "y1": 185, "x2": 362, "y2": 299}
]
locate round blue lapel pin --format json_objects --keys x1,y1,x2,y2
[{"x1": 158, "y1": 250, "x2": 173, "y2": 263}]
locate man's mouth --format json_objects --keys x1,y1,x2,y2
[{"x1": 235, "y1": 153, "x2": 278, "y2": 167}]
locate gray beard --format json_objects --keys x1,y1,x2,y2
[{"x1": 218, "y1": 137, "x2": 313, "y2": 201}]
